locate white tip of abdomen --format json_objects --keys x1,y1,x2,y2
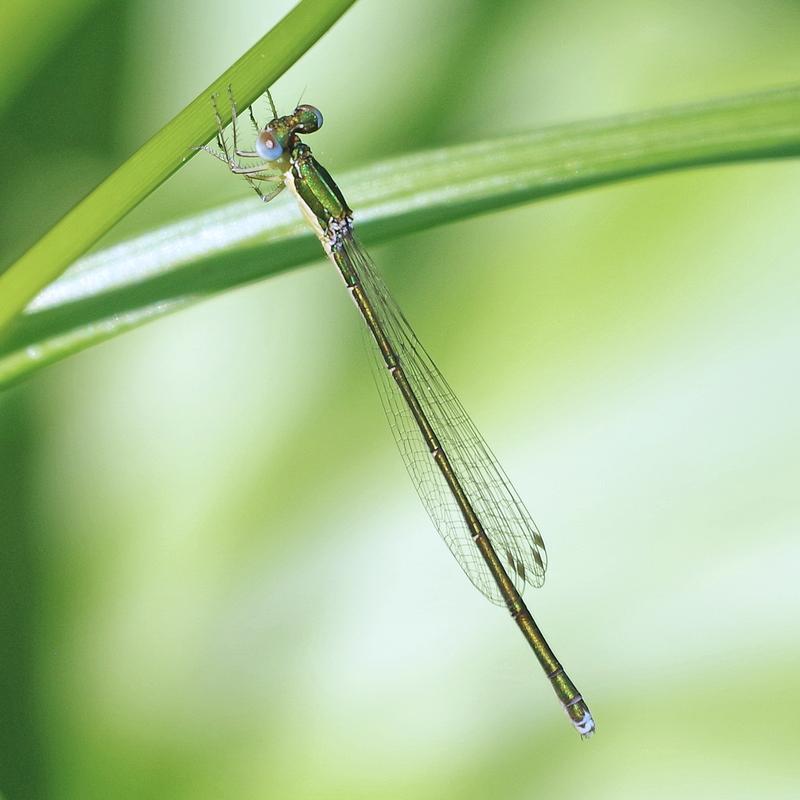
[{"x1": 573, "y1": 708, "x2": 595, "y2": 738}]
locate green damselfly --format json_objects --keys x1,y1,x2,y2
[{"x1": 199, "y1": 88, "x2": 595, "y2": 739}]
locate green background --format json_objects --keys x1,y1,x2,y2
[{"x1": 1, "y1": 1, "x2": 799, "y2": 798}]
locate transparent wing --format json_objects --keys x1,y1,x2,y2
[{"x1": 341, "y1": 236, "x2": 547, "y2": 605}]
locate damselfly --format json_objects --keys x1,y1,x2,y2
[{"x1": 198, "y1": 88, "x2": 595, "y2": 738}]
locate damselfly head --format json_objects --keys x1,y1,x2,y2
[{"x1": 255, "y1": 105, "x2": 323, "y2": 162}]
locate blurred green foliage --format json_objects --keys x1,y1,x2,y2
[{"x1": 1, "y1": 1, "x2": 799, "y2": 799}]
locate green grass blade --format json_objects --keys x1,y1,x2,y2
[
  {"x1": 0, "y1": 0, "x2": 357, "y2": 335},
  {"x1": 1, "y1": 83, "x2": 799, "y2": 388}
]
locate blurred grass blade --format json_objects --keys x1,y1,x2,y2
[
  {"x1": 0, "y1": 0, "x2": 103, "y2": 114},
  {"x1": 1, "y1": 84, "x2": 799, "y2": 388},
  {"x1": 0, "y1": 0, "x2": 357, "y2": 335}
]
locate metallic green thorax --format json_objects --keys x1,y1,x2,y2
[{"x1": 290, "y1": 143, "x2": 351, "y2": 230}]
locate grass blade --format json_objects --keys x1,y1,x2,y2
[
  {"x1": 1, "y1": 83, "x2": 799, "y2": 388},
  {"x1": 0, "y1": 0, "x2": 357, "y2": 335}
]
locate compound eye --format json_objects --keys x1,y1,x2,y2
[
  {"x1": 295, "y1": 105, "x2": 323, "y2": 133},
  {"x1": 256, "y1": 130, "x2": 284, "y2": 160}
]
